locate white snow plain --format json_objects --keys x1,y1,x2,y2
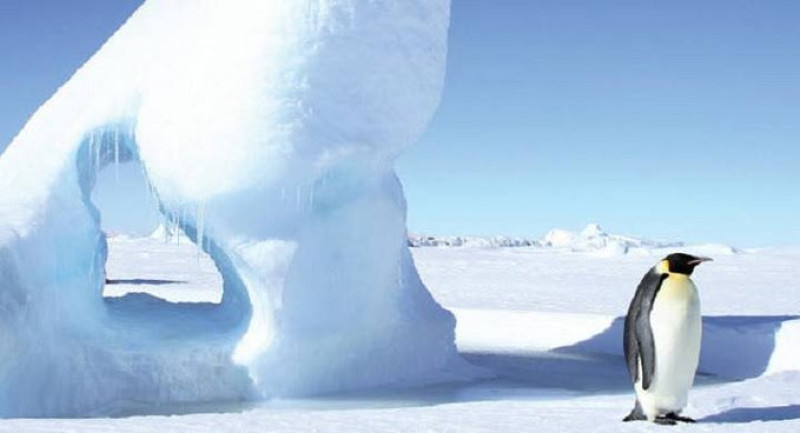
[{"x1": 1, "y1": 235, "x2": 797, "y2": 432}]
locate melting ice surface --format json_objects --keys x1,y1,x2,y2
[{"x1": 0, "y1": 0, "x2": 469, "y2": 417}]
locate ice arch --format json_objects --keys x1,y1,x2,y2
[{"x1": 0, "y1": 0, "x2": 464, "y2": 417}]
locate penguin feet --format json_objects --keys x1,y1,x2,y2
[
  {"x1": 622, "y1": 412, "x2": 647, "y2": 422},
  {"x1": 623, "y1": 402, "x2": 647, "y2": 422},
  {"x1": 664, "y1": 412, "x2": 696, "y2": 423},
  {"x1": 652, "y1": 413, "x2": 696, "y2": 425},
  {"x1": 653, "y1": 416, "x2": 678, "y2": 426},
  {"x1": 623, "y1": 411, "x2": 646, "y2": 422}
]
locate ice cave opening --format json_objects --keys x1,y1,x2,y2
[
  {"x1": 75, "y1": 126, "x2": 249, "y2": 336},
  {"x1": 92, "y1": 159, "x2": 225, "y2": 304}
]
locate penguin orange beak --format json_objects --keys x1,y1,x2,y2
[{"x1": 688, "y1": 257, "x2": 713, "y2": 266}]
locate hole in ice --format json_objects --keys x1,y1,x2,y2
[{"x1": 92, "y1": 160, "x2": 224, "y2": 304}]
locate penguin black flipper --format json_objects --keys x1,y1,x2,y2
[{"x1": 623, "y1": 269, "x2": 668, "y2": 390}]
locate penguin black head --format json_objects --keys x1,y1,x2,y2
[{"x1": 662, "y1": 253, "x2": 713, "y2": 275}]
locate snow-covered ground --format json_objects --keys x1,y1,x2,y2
[
  {"x1": 1, "y1": 235, "x2": 797, "y2": 432},
  {"x1": 103, "y1": 233, "x2": 223, "y2": 304}
]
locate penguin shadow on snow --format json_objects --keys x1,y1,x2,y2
[
  {"x1": 701, "y1": 405, "x2": 800, "y2": 424},
  {"x1": 556, "y1": 315, "x2": 798, "y2": 381},
  {"x1": 461, "y1": 314, "x2": 799, "y2": 399},
  {"x1": 314, "y1": 313, "x2": 800, "y2": 411}
]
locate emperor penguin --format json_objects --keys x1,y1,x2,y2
[{"x1": 623, "y1": 253, "x2": 712, "y2": 425}]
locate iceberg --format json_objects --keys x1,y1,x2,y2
[{"x1": 0, "y1": 0, "x2": 463, "y2": 417}]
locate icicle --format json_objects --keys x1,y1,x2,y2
[
  {"x1": 142, "y1": 165, "x2": 155, "y2": 219},
  {"x1": 295, "y1": 185, "x2": 302, "y2": 211},
  {"x1": 170, "y1": 209, "x2": 178, "y2": 245},
  {"x1": 164, "y1": 214, "x2": 172, "y2": 243},
  {"x1": 169, "y1": 213, "x2": 177, "y2": 244},
  {"x1": 308, "y1": 182, "x2": 315, "y2": 209},
  {"x1": 181, "y1": 205, "x2": 189, "y2": 246},
  {"x1": 195, "y1": 202, "x2": 207, "y2": 265},
  {"x1": 88, "y1": 238, "x2": 96, "y2": 283},
  {"x1": 87, "y1": 132, "x2": 95, "y2": 175},
  {"x1": 175, "y1": 207, "x2": 184, "y2": 246},
  {"x1": 114, "y1": 129, "x2": 120, "y2": 182},
  {"x1": 93, "y1": 132, "x2": 101, "y2": 179},
  {"x1": 174, "y1": 210, "x2": 181, "y2": 244}
]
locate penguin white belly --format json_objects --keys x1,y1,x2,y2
[{"x1": 636, "y1": 274, "x2": 702, "y2": 419}]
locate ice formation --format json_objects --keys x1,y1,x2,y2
[
  {"x1": 410, "y1": 224, "x2": 684, "y2": 252},
  {"x1": 542, "y1": 223, "x2": 679, "y2": 252},
  {"x1": 408, "y1": 233, "x2": 541, "y2": 248},
  {"x1": 409, "y1": 224, "x2": 740, "y2": 257},
  {"x1": 0, "y1": 0, "x2": 463, "y2": 417}
]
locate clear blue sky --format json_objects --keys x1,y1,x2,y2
[{"x1": 1, "y1": 1, "x2": 799, "y2": 247}]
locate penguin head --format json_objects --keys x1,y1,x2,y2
[{"x1": 662, "y1": 253, "x2": 713, "y2": 275}]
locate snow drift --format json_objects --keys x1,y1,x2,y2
[{"x1": 0, "y1": 0, "x2": 463, "y2": 417}]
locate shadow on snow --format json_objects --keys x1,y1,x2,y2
[
  {"x1": 106, "y1": 278, "x2": 188, "y2": 286},
  {"x1": 701, "y1": 405, "x2": 800, "y2": 424},
  {"x1": 555, "y1": 315, "x2": 800, "y2": 382},
  {"x1": 72, "y1": 307, "x2": 798, "y2": 417},
  {"x1": 254, "y1": 314, "x2": 798, "y2": 412}
]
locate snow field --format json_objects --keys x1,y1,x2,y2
[
  {"x1": 6, "y1": 237, "x2": 785, "y2": 432},
  {"x1": 0, "y1": 0, "x2": 796, "y2": 427}
]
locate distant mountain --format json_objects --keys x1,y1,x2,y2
[
  {"x1": 409, "y1": 223, "x2": 739, "y2": 255},
  {"x1": 408, "y1": 234, "x2": 541, "y2": 248},
  {"x1": 541, "y1": 223, "x2": 684, "y2": 253}
]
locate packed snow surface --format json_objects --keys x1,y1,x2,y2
[
  {"x1": 0, "y1": 237, "x2": 796, "y2": 431},
  {"x1": 0, "y1": 0, "x2": 461, "y2": 417}
]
